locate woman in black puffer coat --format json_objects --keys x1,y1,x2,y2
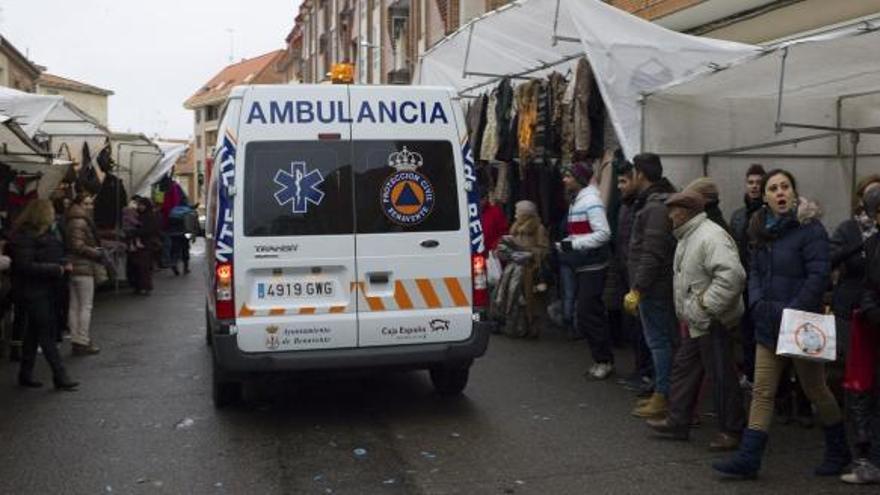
[
  {"x1": 713, "y1": 169, "x2": 849, "y2": 479},
  {"x1": 10, "y1": 199, "x2": 78, "y2": 390}
]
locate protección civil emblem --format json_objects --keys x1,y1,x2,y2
[{"x1": 380, "y1": 147, "x2": 435, "y2": 226}]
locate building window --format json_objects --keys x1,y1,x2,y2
[
  {"x1": 205, "y1": 130, "x2": 218, "y2": 152},
  {"x1": 195, "y1": 109, "x2": 201, "y2": 123},
  {"x1": 196, "y1": 135, "x2": 202, "y2": 148},
  {"x1": 205, "y1": 105, "x2": 218, "y2": 121}
]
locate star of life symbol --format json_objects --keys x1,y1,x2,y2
[{"x1": 274, "y1": 161, "x2": 325, "y2": 214}]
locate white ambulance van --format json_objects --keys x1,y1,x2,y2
[{"x1": 204, "y1": 84, "x2": 492, "y2": 407}]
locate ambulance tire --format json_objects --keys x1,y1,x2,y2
[
  {"x1": 429, "y1": 365, "x2": 470, "y2": 396},
  {"x1": 212, "y1": 364, "x2": 242, "y2": 408}
]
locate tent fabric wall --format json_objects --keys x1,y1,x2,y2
[
  {"x1": 110, "y1": 133, "x2": 162, "y2": 198},
  {"x1": 415, "y1": 0, "x2": 759, "y2": 158},
  {"x1": 134, "y1": 143, "x2": 188, "y2": 197},
  {"x1": 645, "y1": 24, "x2": 880, "y2": 228},
  {"x1": 0, "y1": 88, "x2": 63, "y2": 138}
]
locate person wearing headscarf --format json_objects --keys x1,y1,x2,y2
[{"x1": 491, "y1": 199, "x2": 548, "y2": 338}]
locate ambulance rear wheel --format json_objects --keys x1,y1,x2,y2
[
  {"x1": 212, "y1": 366, "x2": 242, "y2": 408},
  {"x1": 430, "y1": 366, "x2": 470, "y2": 396}
]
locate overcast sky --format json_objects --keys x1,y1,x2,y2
[{"x1": 1, "y1": 0, "x2": 302, "y2": 139}]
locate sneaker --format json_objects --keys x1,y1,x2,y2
[
  {"x1": 584, "y1": 363, "x2": 599, "y2": 378},
  {"x1": 590, "y1": 363, "x2": 614, "y2": 380},
  {"x1": 841, "y1": 459, "x2": 880, "y2": 484}
]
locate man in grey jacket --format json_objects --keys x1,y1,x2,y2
[{"x1": 646, "y1": 190, "x2": 746, "y2": 451}]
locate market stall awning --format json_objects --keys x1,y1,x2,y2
[
  {"x1": 0, "y1": 86, "x2": 110, "y2": 161},
  {"x1": 415, "y1": 0, "x2": 759, "y2": 158},
  {"x1": 133, "y1": 142, "x2": 189, "y2": 196},
  {"x1": 110, "y1": 133, "x2": 163, "y2": 197},
  {"x1": 0, "y1": 88, "x2": 62, "y2": 138},
  {"x1": 643, "y1": 19, "x2": 880, "y2": 228},
  {"x1": 0, "y1": 113, "x2": 71, "y2": 199}
]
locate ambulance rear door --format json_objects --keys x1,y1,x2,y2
[
  {"x1": 233, "y1": 86, "x2": 357, "y2": 353},
  {"x1": 349, "y1": 86, "x2": 473, "y2": 347}
]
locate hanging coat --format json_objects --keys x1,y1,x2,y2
[
  {"x1": 480, "y1": 90, "x2": 500, "y2": 162},
  {"x1": 494, "y1": 78, "x2": 516, "y2": 162}
]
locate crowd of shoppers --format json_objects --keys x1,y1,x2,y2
[
  {"x1": 485, "y1": 153, "x2": 880, "y2": 485},
  {"x1": 1, "y1": 183, "x2": 169, "y2": 391}
]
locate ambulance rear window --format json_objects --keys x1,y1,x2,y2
[
  {"x1": 353, "y1": 140, "x2": 460, "y2": 234},
  {"x1": 243, "y1": 140, "x2": 353, "y2": 237}
]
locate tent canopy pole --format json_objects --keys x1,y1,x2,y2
[
  {"x1": 774, "y1": 47, "x2": 789, "y2": 134},
  {"x1": 460, "y1": 52, "x2": 584, "y2": 95}
]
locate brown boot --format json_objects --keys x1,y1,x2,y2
[
  {"x1": 709, "y1": 432, "x2": 741, "y2": 452},
  {"x1": 646, "y1": 417, "x2": 689, "y2": 440},
  {"x1": 72, "y1": 343, "x2": 100, "y2": 356},
  {"x1": 632, "y1": 393, "x2": 667, "y2": 418}
]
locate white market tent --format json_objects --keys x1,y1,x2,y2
[
  {"x1": 133, "y1": 141, "x2": 189, "y2": 197},
  {"x1": 418, "y1": 0, "x2": 880, "y2": 227},
  {"x1": 415, "y1": 0, "x2": 759, "y2": 159},
  {"x1": 0, "y1": 113, "x2": 70, "y2": 199},
  {"x1": 0, "y1": 86, "x2": 110, "y2": 165},
  {"x1": 644, "y1": 19, "x2": 880, "y2": 227},
  {"x1": 110, "y1": 132, "x2": 163, "y2": 198}
]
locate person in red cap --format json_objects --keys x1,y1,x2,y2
[{"x1": 559, "y1": 161, "x2": 614, "y2": 380}]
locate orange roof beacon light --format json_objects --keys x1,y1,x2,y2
[{"x1": 330, "y1": 63, "x2": 355, "y2": 84}]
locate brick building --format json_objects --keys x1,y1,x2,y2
[
  {"x1": 183, "y1": 50, "x2": 286, "y2": 192},
  {"x1": 287, "y1": 0, "x2": 515, "y2": 85}
]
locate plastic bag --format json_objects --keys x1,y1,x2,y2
[
  {"x1": 776, "y1": 308, "x2": 837, "y2": 362},
  {"x1": 487, "y1": 251, "x2": 502, "y2": 286}
]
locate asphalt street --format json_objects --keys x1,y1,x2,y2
[{"x1": 0, "y1": 248, "x2": 866, "y2": 494}]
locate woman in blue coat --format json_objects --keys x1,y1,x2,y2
[{"x1": 713, "y1": 169, "x2": 850, "y2": 478}]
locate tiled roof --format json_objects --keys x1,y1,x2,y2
[
  {"x1": 184, "y1": 50, "x2": 285, "y2": 109},
  {"x1": 38, "y1": 73, "x2": 114, "y2": 96}
]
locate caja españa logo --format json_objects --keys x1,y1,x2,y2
[{"x1": 380, "y1": 147, "x2": 434, "y2": 226}]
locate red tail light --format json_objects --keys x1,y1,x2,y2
[
  {"x1": 215, "y1": 262, "x2": 235, "y2": 320},
  {"x1": 472, "y1": 253, "x2": 489, "y2": 309}
]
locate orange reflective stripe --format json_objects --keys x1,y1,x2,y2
[
  {"x1": 298, "y1": 307, "x2": 316, "y2": 315},
  {"x1": 359, "y1": 282, "x2": 386, "y2": 312},
  {"x1": 239, "y1": 305, "x2": 255, "y2": 317},
  {"x1": 269, "y1": 308, "x2": 285, "y2": 316},
  {"x1": 329, "y1": 306, "x2": 346, "y2": 314},
  {"x1": 416, "y1": 279, "x2": 441, "y2": 309},
  {"x1": 394, "y1": 280, "x2": 414, "y2": 310},
  {"x1": 444, "y1": 278, "x2": 469, "y2": 307}
]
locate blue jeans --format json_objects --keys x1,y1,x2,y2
[
  {"x1": 560, "y1": 264, "x2": 577, "y2": 327},
  {"x1": 638, "y1": 296, "x2": 679, "y2": 396}
]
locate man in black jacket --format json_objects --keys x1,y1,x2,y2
[
  {"x1": 624, "y1": 153, "x2": 678, "y2": 419},
  {"x1": 728, "y1": 164, "x2": 765, "y2": 386},
  {"x1": 615, "y1": 158, "x2": 653, "y2": 394}
]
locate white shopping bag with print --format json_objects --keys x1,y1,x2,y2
[{"x1": 776, "y1": 308, "x2": 836, "y2": 362}]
